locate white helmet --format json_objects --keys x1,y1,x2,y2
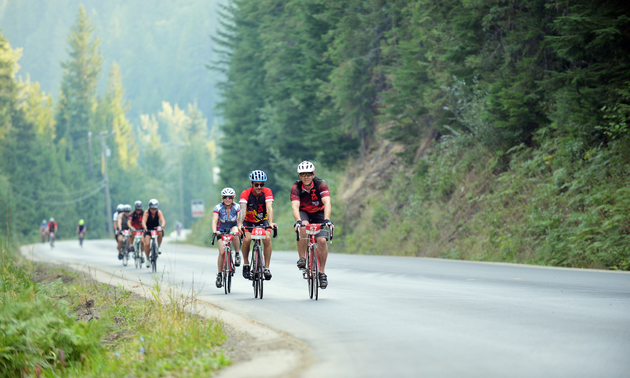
[
  {"x1": 221, "y1": 187, "x2": 236, "y2": 197},
  {"x1": 148, "y1": 199, "x2": 159, "y2": 209},
  {"x1": 49, "y1": 218, "x2": 54, "y2": 222},
  {"x1": 297, "y1": 160, "x2": 315, "y2": 174}
]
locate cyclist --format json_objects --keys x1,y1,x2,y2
[
  {"x1": 291, "y1": 161, "x2": 334, "y2": 289},
  {"x1": 142, "y1": 198, "x2": 165, "y2": 268},
  {"x1": 40, "y1": 219, "x2": 48, "y2": 243},
  {"x1": 77, "y1": 219, "x2": 86, "y2": 243},
  {"x1": 238, "y1": 170, "x2": 276, "y2": 281},
  {"x1": 117, "y1": 204, "x2": 132, "y2": 258},
  {"x1": 113, "y1": 203, "x2": 124, "y2": 257},
  {"x1": 128, "y1": 200, "x2": 145, "y2": 262},
  {"x1": 212, "y1": 187, "x2": 241, "y2": 288},
  {"x1": 48, "y1": 218, "x2": 58, "y2": 245}
]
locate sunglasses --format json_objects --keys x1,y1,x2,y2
[
  {"x1": 299, "y1": 172, "x2": 314, "y2": 177},
  {"x1": 253, "y1": 182, "x2": 265, "y2": 187},
  {"x1": 223, "y1": 196, "x2": 234, "y2": 199}
]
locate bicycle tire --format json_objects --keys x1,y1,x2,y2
[
  {"x1": 79, "y1": 234, "x2": 83, "y2": 247},
  {"x1": 257, "y1": 246, "x2": 264, "y2": 299},
  {"x1": 122, "y1": 239, "x2": 128, "y2": 266},
  {"x1": 223, "y1": 248, "x2": 230, "y2": 295},
  {"x1": 308, "y1": 246, "x2": 314, "y2": 299},
  {"x1": 252, "y1": 244, "x2": 258, "y2": 298},
  {"x1": 151, "y1": 241, "x2": 157, "y2": 273},
  {"x1": 314, "y1": 248, "x2": 319, "y2": 300}
]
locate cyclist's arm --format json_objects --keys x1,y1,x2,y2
[
  {"x1": 237, "y1": 201, "x2": 246, "y2": 228},
  {"x1": 212, "y1": 212, "x2": 219, "y2": 233},
  {"x1": 266, "y1": 201, "x2": 274, "y2": 225},
  {"x1": 117, "y1": 215, "x2": 123, "y2": 231},
  {"x1": 127, "y1": 217, "x2": 133, "y2": 230},
  {"x1": 158, "y1": 210, "x2": 166, "y2": 230},
  {"x1": 322, "y1": 196, "x2": 332, "y2": 220},
  {"x1": 141, "y1": 211, "x2": 148, "y2": 230},
  {"x1": 291, "y1": 200, "x2": 301, "y2": 221}
]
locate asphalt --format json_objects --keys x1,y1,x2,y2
[{"x1": 22, "y1": 236, "x2": 630, "y2": 378}]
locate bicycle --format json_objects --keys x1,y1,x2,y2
[
  {"x1": 78, "y1": 232, "x2": 84, "y2": 247},
  {"x1": 148, "y1": 229, "x2": 160, "y2": 273},
  {"x1": 242, "y1": 225, "x2": 277, "y2": 299},
  {"x1": 296, "y1": 223, "x2": 333, "y2": 300},
  {"x1": 49, "y1": 231, "x2": 55, "y2": 249},
  {"x1": 133, "y1": 229, "x2": 144, "y2": 269},
  {"x1": 212, "y1": 230, "x2": 237, "y2": 294},
  {"x1": 121, "y1": 229, "x2": 131, "y2": 267}
]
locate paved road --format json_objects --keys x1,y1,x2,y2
[{"x1": 26, "y1": 239, "x2": 630, "y2": 377}]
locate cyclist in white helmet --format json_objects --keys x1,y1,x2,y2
[
  {"x1": 142, "y1": 199, "x2": 166, "y2": 268},
  {"x1": 291, "y1": 160, "x2": 334, "y2": 289},
  {"x1": 212, "y1": 187, "x2": 241, "y2": 288},
  {"x1": 238, "y1": 170, "x2": 277, "y2": 281},
  {"x1": 113, "y1": 203, "x2": 124, "y2": 259}
]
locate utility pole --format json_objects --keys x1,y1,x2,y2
[
  {"x1": 99, "y1": 132, "x2": 113, "y2": 236},
  {"x1": 180, "y1": 153, "x2": 184, "y2": 228},
  {"x1": 87, "y1": 131, "x2": 93, "y2": 180}
]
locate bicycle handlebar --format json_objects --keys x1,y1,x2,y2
[
  {"x1": 295, "y1": 223, "x2": 334, "y2": 241},
  {"x1": 211, "y1": 230, "x2": 238, "y2": 245}
]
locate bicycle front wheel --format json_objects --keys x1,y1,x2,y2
[
  {"x1": 151, "y1": 241, "x2": 157, "y2": 273},
  {"x1": 122, "y1": 239, "x2": 129, "y2": 266}
]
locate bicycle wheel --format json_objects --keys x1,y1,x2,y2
[
  {"x1": 151, "y1": 241, "x2": 157, "y2": 273},
  {"x1": 223, "y1": 249, "x2": 229, "y2": 295},
  {"x1": 313, "y1": 248, "x2": 319, "y2": 301},
  {"x1": 79, "y1": 234, "x2": 83, "y2": 247},
  {"x1": 307, "y1": 246, "x2": 314, "y2": 299},
  {"x1": 257, "y1": 248, "x2": 264, "y2": 299},
  {"x1": 252, "y1": 245, "x2": 259, "y2": 298},
  {"x1": 122, "y1": 239, "x2": 129, "y2": 266}
]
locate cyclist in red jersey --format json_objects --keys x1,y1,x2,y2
[
  {"x1": 48, "y1": 218, "x2": 58, "y2": 244},
  {"x1": 127, "y1": 200, "x2": 145, "y2": 255},
  {"x1": 291, "y1": 161, "x2": 334, "y2": 289},
  {"x1": 238, "y1": 170, "x2": 276, "y2": 281}
]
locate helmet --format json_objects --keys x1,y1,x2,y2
[
  {"x1": 117, "y1": 204, "x2": 124, "y2": 212},
  {"x1": 79, "y1": 219, "x2": 84, "y2": 225},
  {"x1": 42, "y1": 219, "x2": 46, "y2": 224},
  {"x1": 50, "y1": 218, "x2": 54, "y2": 222},
  {"x1": 249, "y1": 170, "x2": 267, "y2": 182},
  {"x1": 124, "y1": 204, "x2": 132, "y2": 212},
  {"x1": 148, "y1": 199, "x2": 159, "y2": 209},
  {"x1": 297, "y1": 160, "x2": 315, "y2": 174},
  {"x1": 134, "y1": 200, "x2": 142, "y2": 210},
  {"x1": 221, "y1": 187, "x2": 236, "y2": 197}
]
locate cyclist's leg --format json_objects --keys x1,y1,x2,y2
[
  {"x1": 241, "y1": 231, "x2": 252, "y2": 265},
  {"x1": 316, "y1": 236, "x2": 329, "y2": 273},
  {"x1": 230, "y1": 226, "x2": 240, "y2": 254},
  {"x1": 262, "y1": 230, "x2": 272, "y2": 269},
  {"x1": 143, "y1": 234, "x2": 151, "y2": 258},
  {"x1": 129, "y1": 234, "x2": 135, "y2": 249},
  {"x1": 217, "y1": 240, "x2": 225, "y2": 273}
]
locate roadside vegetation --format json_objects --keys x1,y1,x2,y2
[{"x1": 0, "y1": 241, "x2": 229, "y2": 377}]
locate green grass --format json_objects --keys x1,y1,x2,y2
[{"x1": 0, "y1": 243, "x2": 229, "y2": 378}]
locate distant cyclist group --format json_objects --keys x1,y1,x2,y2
[
  {"x1": 212, "y1": 161, "x2": 334, "y2": 292},
  {"x1": 38, "y1": 160, "x2": 334, "y2": 293}
]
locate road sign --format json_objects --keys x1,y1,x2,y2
[{"x1": 191, "y1": 199, "x2": 204, "y2": 218}]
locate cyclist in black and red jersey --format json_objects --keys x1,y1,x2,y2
[
  {"x1": 48, "y1": 218, "x2": 58, "y2": 245},
  {"x1": 127, "y1": 200, "x2": 145, "y2": 261},
  {"x1": 238, "y1": 170, "x2": 276, "y2": 281},
  {"x1": 142, "y1": 199, "x2": 166, "y2": 268},
  {"x1": 291, "y1": 161, "x2": 334, "y2": 289}
]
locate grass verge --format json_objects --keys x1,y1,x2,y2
[{"x1": 0, "y1": 242, "x2": 229, "y2": 378}]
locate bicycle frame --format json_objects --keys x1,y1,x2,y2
[
  {"x1": 149, "y1": 230, "x2": 159, "y2": 273},
  {"x1": 296, "y1": 223, "x2": 333, "y2": 300},
  {"x1": 212, "y1": 231, "x2": 236, "y2": 294},
  {"x1": 121, "y1": 229, "x2": 131, "y2": 266},
  {"x1": 242, "y1": 226, "x2": 277, "y2": 299},
  {"x1": 133, "y1": 230, "x2": 143, "y2": 269}
]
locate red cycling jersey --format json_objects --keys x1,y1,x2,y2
[
  {"x1": 129, "y1": 210, "x2": 144, "y2": 229},
  {"x1": 240, "y1": 187, "x2": 274, "y2": 223},
  {"x1": 290, "y1": 177, "x2": 330, "y2": 213}
]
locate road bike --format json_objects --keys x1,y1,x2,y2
[
  {"x1": 212, "y1": 230, "x2": 238, "y2": 294},
  {"x1": 296, "y1": 223, "x2": 333, "y2": 300},
  {"x1": 133, "y1": 229, "x2": 144, "y2": 269},
  {"x1": 49, "y1": 231, "x2": 55, "y2": 249},
  {"x1": 78, "y1": 231, "x2": 84, "y2": 247},
  {"x1": 242, "y1": 225, "x2": 277, "y2": 299},
  {"x1": 121, "y1": 229, "x2": 131, "y2": 267},
  {"x1": 148, "y1": 229, "x2": 160, "y2": 273}
]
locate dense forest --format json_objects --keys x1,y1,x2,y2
[
  {"x1": 0, "y1": 5, "x2": 217, "y2": 241},
  {"x1": 0, "y1": 0, "x2": 224, "y2": 123},
  {"x1": 210, "y1": 0, "x2": 630, "y2": 269}
]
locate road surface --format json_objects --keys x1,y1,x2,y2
[{"x1": 25, "y1": 238, "x2": 630, "y2": 377}]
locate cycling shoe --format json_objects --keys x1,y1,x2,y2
[
  {"x1": 297, "y1": 257, "x2": 306, "y2": 269},
  {"x1": 263, "y1": 268, "x2": 272, "y2": 280},
  {"x1": 319, "y1": 273, "x2": 328, "y2": 289}
]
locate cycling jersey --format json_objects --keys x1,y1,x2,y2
[
  {"x1": 240, "y1": 187, "x2": 273, "y2": 223},
  {"x1": 290, "y1": 177, "x2": 330, "y2": 213},
  {"x1": 214, "y1": 202, "x2": 240, "y2": 229},
  {"x1": 48, "y1": 221, "x2": 57, "y2": 232},
  {"x1": 113, "y1": 211, "x2": 119, "y2": 222},
  {"x1": 129, "y1": 210, "x2": 143, "y2": 229},
  {"x1": 78, "y1": 224, "x2": 85, "y2": 232},
  {"x1": 120, "y1": 213, "x2": 130, "y2": 230},
  {"x1": 145, "y1": 210, "x2": 162, "y2": 230}
]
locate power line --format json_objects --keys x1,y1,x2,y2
[{"x1": 8, "y1": 181, "x2": 106, "y2": 206}]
